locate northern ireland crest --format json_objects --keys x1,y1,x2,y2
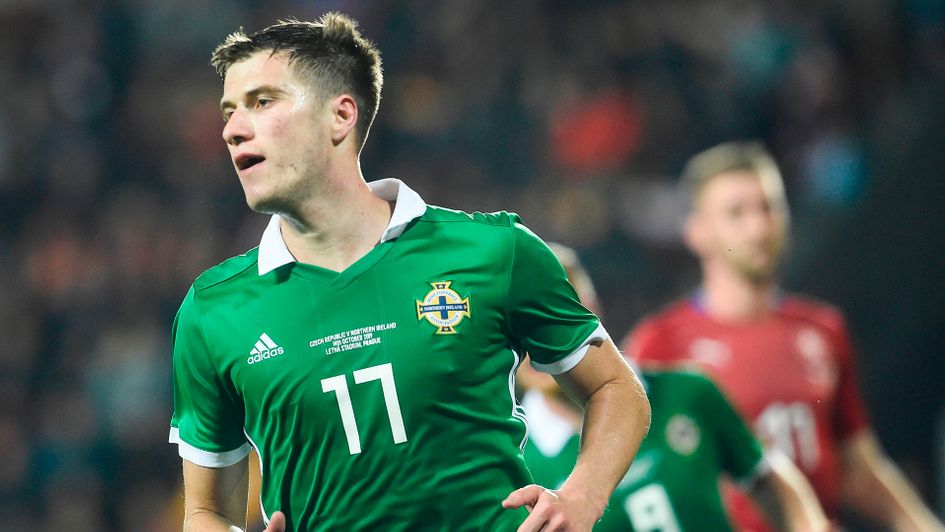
[{"x1": 416, "y1": 281, "x2": 471, "y2": 334}]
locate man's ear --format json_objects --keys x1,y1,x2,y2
[
  {"x1": 683, "y1": 213, "x2": 705, "y2": 256},
  {"x1": 330, "y1": 94, "x2": 358, "y2": 145}
]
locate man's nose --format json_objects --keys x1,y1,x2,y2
[{"x1": 222, "y1": 108, "x2": 253, "y2": 146}]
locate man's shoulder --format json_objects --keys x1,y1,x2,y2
[
  {"x1": 621, "y1": 299, "x2": 694, "y2": 365},
  {"x1": 191, "y1": 247, "x2": 260, "y2": 293},
  {"x1": 642, "y1": 366, "x2": 716, "y2": 394},
  {"x1": 412, "y1": 207, "x2": 528, "y2": 250},
  {"x1": 632, "y1": 299, "x2": 697, "y2": 340},
  {"x1": 642, "y1": 367, "x2": 734, "y2": 422},
  {"x1": 648, "y1": 298, "x2": 698, "y2": 324},
  {"x1": 420, "y1": 205, "x2": 520, "y2": 228},
  {"x1": 778, "y1": 293, "x2": 848, "y2": 335}
]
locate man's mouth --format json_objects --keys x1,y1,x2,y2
[{"x1": 236, "y1": 155, "x2": 266, "y2": 171}]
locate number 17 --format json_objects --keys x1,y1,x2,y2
[{"x1": 321, "y1": 362, "x2": 408, "y2": 455}]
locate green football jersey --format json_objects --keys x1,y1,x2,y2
[
  {"x1": 521, "y1": 391, "x2": 581, "y2": 490},
  {"x1": 169, "y1": 179, "x2": 605, "y2": 531},
  {"x1": 596, "y1": 370, "x2": 766, "y2": 532},
  {"x1": 521, "y1": 370, "x2": 765, "y2": 532}
]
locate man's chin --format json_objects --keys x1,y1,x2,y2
[
  {"x1": 737, "y1": 262, "x2": 778, "y2": 285},
  {"x1": 246, "y1": 195, "x2": 291, "y2": 216}
]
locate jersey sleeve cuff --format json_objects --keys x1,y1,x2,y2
[
  {"x1": 530, "y1": 323, "x2": 609, "y2": 375},
  {"x1": 169, "y1": 426, "x2": 251, "y2": 468},
  {"x1": 734, "y1": 451, "x2": 773, "y2": 489}
]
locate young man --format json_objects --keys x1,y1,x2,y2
[
  {"x1": 521, "y1": 244, "x2": 829, "y2": 531},
  {"x1": 624, "y1": 141, "x2": 944, "y2": 531},
  {"x1": 168, "y1": 13, "x2": 650, "y2": 532}
]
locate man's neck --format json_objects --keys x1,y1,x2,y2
[
  {"x1": 700, "y1": 264, "x2": 777, "y2": 322},
  {"x1": 279, "y1": 167, "x2": 394, "y2": 272}
]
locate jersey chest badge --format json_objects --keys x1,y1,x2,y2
[
  {"x1": 795, "y1": 327, "x2": 838, "y2": 389},
  {"x1": 416, "y1": 281, "x2": 471, "y2": 334},
  {"x1": 665, "y1": 414, "x2": 701, "y2": 456}
]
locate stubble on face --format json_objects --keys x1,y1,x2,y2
[
  {"x1": 726, "y1": 242, "x2": 782, "y2": 285},
  {"x1": 222, "y1": 52, "x2": 332, "y2": 219},
  {"x1": 696, "y1": 172, "x2": 788, "y2": 285},
  {"x1": 250, "y1": 153, "x2": 330, "y2": 218}
]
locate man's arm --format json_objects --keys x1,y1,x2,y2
[
  {"x1": 183, "y1": 458, "x2": 250, "y2": 532},
  {"x1": 747, "y1": 449, "x2": 831, "y2": 532},
  {"x1": 840, "y1": 430, "x2": 945, "y2": 531},
  {"x1": 503, "y1": 338, "x2": 651, "y2": 531}
]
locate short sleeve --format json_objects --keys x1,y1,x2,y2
[
  {"x1": 169, "y1": 286, "x2": 250, "y2": 467},
  {"x1": 698, "y1": 374, "x2": 767, "y2": 484},
  {"x1": 504, "y1": 217, "x2": 606, "y2": 374}
]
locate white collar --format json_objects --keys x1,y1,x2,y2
[{"x1": 257, "y1": 178, "x2": 427, "y2": 275}]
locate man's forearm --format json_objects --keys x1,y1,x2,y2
[
  {"x1": 848, "y1": 457, "x2": 943, "y2": 530},
  {"x1": 559, "y1": 372, "x2": 651, "y2": 513},
  {"x1": 182, "y1": 458, "x2": 250, "y2": 532},
  {"x1": 842, "y1": 432, "x2": 945, "y2": 531},
  {"x1": 749, "y1": 451, "x2": 829, "y2": 532}
]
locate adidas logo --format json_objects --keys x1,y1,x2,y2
[{"x1": 247, "y1": 333, "x2": 284, "y2": 365}]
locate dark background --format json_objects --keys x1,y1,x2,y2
[{"x1": 0, "y1": 1, "x2": 943, "y2": 530}]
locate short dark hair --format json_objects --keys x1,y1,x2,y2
[{"x1": 211, "y1": 12, "x2": 383, "y2": 150}]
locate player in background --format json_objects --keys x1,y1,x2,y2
[
  {"x1": 521, "y1": 243, "x2": 830, "y2": 531},
  {"x1": 169, "y1": 13, "x2": 650, "y2": 532},
  {"x1": 624, "y1": 141, "x2": 944, "y2": 531}
]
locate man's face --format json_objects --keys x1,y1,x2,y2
[
  {"x1": 689, "y1": 170, "x2": 788, "y2": 283},
  {"x1": 220, "y1": 50, "x2": 328, "y2": 214}
]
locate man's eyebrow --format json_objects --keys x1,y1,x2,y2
[{"x1": 220, "y1": 85, "x2": 287, "y2": 112}]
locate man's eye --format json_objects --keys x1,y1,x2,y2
[
  {"x1": 256, "y1": 98, "x2": 272, "y2": 108},
  {"x1": 222, "y1": 112, "x2": 232, "y2": 123}
]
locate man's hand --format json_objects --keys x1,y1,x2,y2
[
  {"x1": 503, "y1": 484, "x2": 601, "y2": 532},
  {"x1": 262, "y1": 511, "x2": 286, "y2": 532}
]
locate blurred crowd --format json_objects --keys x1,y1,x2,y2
[{"x1": 0, "y1": 0, "x2": 943, "y2": 530}]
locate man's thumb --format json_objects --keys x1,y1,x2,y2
[
  {"x1": 264, "y1": 511, "x2": 287, "y2": 532},
  {"x1": 502, "y1": 484, "x2": 543, "y2": 509}
]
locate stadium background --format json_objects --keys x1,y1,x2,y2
[{"x1": 0, "y1": 0, "x2": 943, "y2": 530}]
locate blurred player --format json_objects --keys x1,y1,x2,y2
[
  {"x1": 624, "y1": 141, "x2": 944, "y2": 531},
  {"x1": 521, "y1": 243, "x2": 829, "y2": 531},
  {"x1": 168, "y1": 13, "x2": 650, "y2": 532}
]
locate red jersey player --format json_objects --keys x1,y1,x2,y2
[{"x1": 624, "y1": 141, "x2": 944, "y2": 531}]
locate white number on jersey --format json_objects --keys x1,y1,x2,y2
[
  {"x1": 755, "y1": 402, "x2": 819, "y2": 470},
  {"x1": 625, "y1": 483, "x2": 681, "y2": 532},
  {"x1": 321, "y1": 363, "x2": 408, "y2": 455}
]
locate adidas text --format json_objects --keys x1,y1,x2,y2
[
  {"x1": 247, "y1": 333, "x2": 284, "y2": 364},
  {"x1": 248, "y1": 346, "x2": 284, "y2": 364}
]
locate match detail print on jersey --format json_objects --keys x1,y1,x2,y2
[
  {"x1": 309, "y1": 322, "x2": 398, "y2": 356},
  {"x1": 416, "y1": 281, "x2": 471, "y2": 334}
]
